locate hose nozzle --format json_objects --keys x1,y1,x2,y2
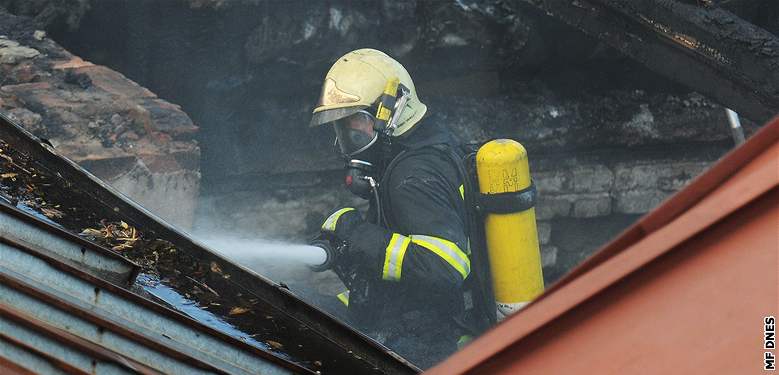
[{"x1": 308, "y1": 239, "x2": 335, "y2": 272}]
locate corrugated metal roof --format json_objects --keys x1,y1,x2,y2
[
  {"x1": 0, "y1": 303, "x2": 162, "y2": 375},
  {"x1": 427, "y1": 117, "x2": 779, "y2": 374},
  {"x1": 0, "y1": 200, "x2": 139, "y2": 286},
  {"x1": 0, "y1": 193, "x2": 304, "y2": 374}
]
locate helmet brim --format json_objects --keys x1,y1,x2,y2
[{"x1": 309, "y1": 106, "x2": 368, "y2": 127}]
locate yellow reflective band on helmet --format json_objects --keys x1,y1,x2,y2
[
  {"x1": 382, "y1": 233, "x2": 411, "y2": 281},
  {"x1": 376, "y1": 106, "x2": 392, "y2": 122},
  {"x1": 337, "y1": 291, "x2": 349, "y2": 306},
  {"x1": 322, "y1": 207, "x2": 355, "y2": 232},
  {"x1": 410, "y1": 235, "x2": 470, "y2": 279},
  {"x1": 375, "y1": 78, "x2": 399, "y2": 122}
]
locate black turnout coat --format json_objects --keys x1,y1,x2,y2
[{"x1": 343, "y1": 119, "x2": 471, "y2": 368}]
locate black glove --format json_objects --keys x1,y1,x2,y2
[{"x1": 320, "y1": 207, "x2": 363, "y2": 242}]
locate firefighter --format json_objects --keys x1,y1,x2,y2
[{"x1": 310, "y1": 49, "x2": 472, "y2": 368}]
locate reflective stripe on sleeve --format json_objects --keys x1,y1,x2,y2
[
  {"x1": 336, "y1": 291, "x2": 349, "y2": 306},
  {"x1": 410, "y1": 235, "x2": 471, "y2": 279},
  {"x1": 321, "y1": 207, "x2": 355, "y2": 232},
  {"x1": 382, "y1": 233, "x2": 411, "y2": 281},
  {"x1": 459, "y1": 184, "x2": 465, "y2": 200}
]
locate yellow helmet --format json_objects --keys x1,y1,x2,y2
[{"x1": 310, "y1": 48, "x2": 427, "y2": 138}]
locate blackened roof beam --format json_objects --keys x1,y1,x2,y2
[{"x1": 520, "y1": 0, "x2": 779, "y2": 123}]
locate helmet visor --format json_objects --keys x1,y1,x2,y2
[{"x1": 333, "y1": 110, "x2": 378, "y2": 156}]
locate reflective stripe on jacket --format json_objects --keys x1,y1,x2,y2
[{"x1": 381, "y1": 233, "x2": 470, "y2": 281}]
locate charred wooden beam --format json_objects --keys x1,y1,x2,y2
[{"x1": 521, "y1": 0, "x2": 779, "y2": 123}]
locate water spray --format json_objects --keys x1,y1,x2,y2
[{"x1": 194, "y1": 235, "x2": 328, "y2": 267}]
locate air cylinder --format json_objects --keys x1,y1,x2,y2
[{"x1": 476, "y1": 139, "x2": 544, "y2": 320}]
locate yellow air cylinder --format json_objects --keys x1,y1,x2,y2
[{"x1": 476, "y1": 139, "x2": 544, "y2": 320}]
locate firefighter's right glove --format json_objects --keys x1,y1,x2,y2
[{"x1": 321, "y1": 207, "x2": 363, "y2": 242}]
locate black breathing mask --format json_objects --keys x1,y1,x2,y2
[
  {"x1": 333, "y1": 81, "x2": 409, "y2": 200},
  {"x1": 333, "y1": 110, "x2": 382, "y2": 200}
]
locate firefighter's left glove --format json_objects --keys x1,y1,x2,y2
[{"x1": 321, "y1": 207, "x2": 363, "y2": 242}]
